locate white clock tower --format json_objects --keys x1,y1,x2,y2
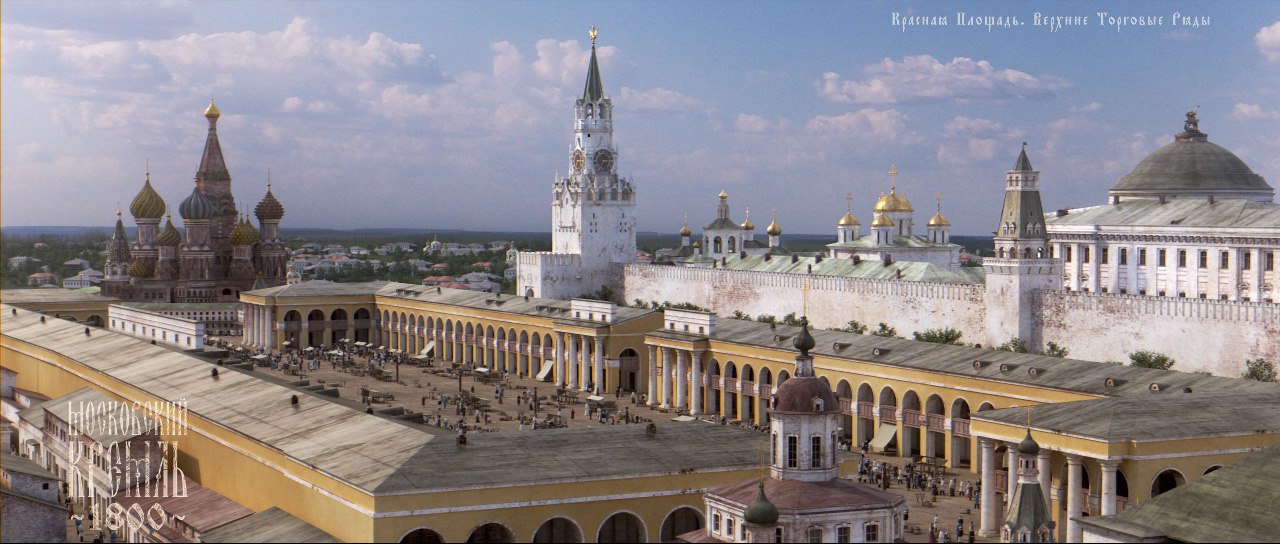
[{"x1": 520, "y1": 27, "x2": 637, "y2": 300}]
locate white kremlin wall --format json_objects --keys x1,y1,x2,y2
[{"x1": 624, "y1": 264, "x2": 1280, "y2": 377}]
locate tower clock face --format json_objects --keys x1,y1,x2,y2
[
  {"x1": 571, "y1": 150, "x2": 585, "y2": 174},
  {"x1": 593, "y1": 149, "x2": 614, "y2": 172}
]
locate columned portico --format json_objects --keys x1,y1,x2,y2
[
  {"x1": 646, "y1": 345, "x2": 658, "y2": 406},
  {"x1": 594, "y1": 336, "x2": 605, "y2": 394},
  {"x1": 690, "y1": 350, "x2": 703, "y2": 416},
  {"x1": 1038, "y1": 449, "x2": 1052, "y2": 513},
  {"x1": 1066, "y1": 454, "x2": 1083, "y2": 543},
  {"x1": 979, "y1": 437, "x2": 998, "y2": 537},
  {"x1": 555, "y1": 331, "x2": 566, "y2": 387},
  {"x1": 1099, "y1": 459, "x2": 1119, "y2": 517},
  {"x1": 1006, "y1": 447, "x2": 1018, "y2": 505},
  {"x1": 661, "y1": 347, "x2": 674, "y2": 409}
]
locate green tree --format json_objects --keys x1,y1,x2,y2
[
  {"x1": 1242, "y1": 358, "x2": 1277, "y2": 382},
  {"x1": 871, "y1": 323, "x2": 899, "y2": 338},
  {"x1": 578, "y1": 285, "x2": 617, "y2": 303},
  {"x1": 996, "y1": 337, "x2": 1029, "y2": 353},
  {"x1": 755, "y1": 314, "x2": 777, "y2": 324},
  {"x1": 912, "y1": 327, "x2": 963, "y2": 345},
  {"x1": 781, "y1": 313, "x2": 804, "y2": 326},
  {"x1": 828, "y1": 320, "x2": 868, "y2": 334},
  {"x1": 730, "y1": 310, "x2": 751, "y2": 320},
  {"x1": 1129, "y1": 350, "x2": 1175, "y2": 370},
  {"x1": 1042, "y1": 341, "x2": 1070, "y2": 358}
]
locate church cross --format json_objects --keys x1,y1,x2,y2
[
  {"x1": 845, "y1": 192, "x2": 853, "y2": 212},
  {"x1": 889, "y1": 164, "x2": 898, "y2": 192}
]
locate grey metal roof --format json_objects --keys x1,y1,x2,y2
[
  {"x1": 713, "y1": 254, "x2": 983, "y2": 285},
  {"x1": 703, "y1": 217, "x2": 740, "y2": 231},
  {"x1": 118, "y1": 302, "x2": 241, "y2": 311},
  {"x1": 826, "y1": 234, "x2": 959, "y2": 249},
  {"x1": 1, "y1": 452, "x2": 57, "y2": 481},
  {"x1": 973, "y1": 390, "x2": 1280, "y2": 441},
  {"x1": 1106, "y1": 445, "x2": 1280, "y2": 542},
  {"x1": 244, "y1": 280, "x2": 390, "y2": 298},
  {"x1": 1, "y1": 289, "x2": 119, "y2": 305},
  {"x1": 375, "y1": 422, "x2": 766, "y2": 493},
  {"x1": 1110, "y1": 133, "x2": 1273, "y2": 196},
  {"x1": 708, "y1": 318, "x2": 1280, "y2": 400},
  {"x1": 1045, "y1": 198, "x2": 1280, "y2": 229},
  {"x1": 200, "y1": 507, "x2": 340, "y2": 543},
  {"x1": 374, "y1": 282, "x2": 657, "y2": 324},
  {"x1": 41, "y1": 387, "x2": 160, "y2": 444}
]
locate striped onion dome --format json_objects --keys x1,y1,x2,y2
[
  {"x1": 156, "y1": 216, "x2": 182, "y2": 246},
  {"x1": 254, "y1": 185, "x2": 285, "y2": 221},
  {"x1": 129, "y1": 173, "x2": 166, "y2": 219},
  {"x1": 179, "y1": 187, "x2": 215, "y2": 220},
  {"x1": 127, "y1": 258, "x2": 149, "y2": 278},
  {"x1": 229, "y1": 216, "x2": 259, "y2": 246}
]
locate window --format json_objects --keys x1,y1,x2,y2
[
  {"x1": 1121, "y1": 249, "x2": 1130, "y2": 265},
  {"x1": 771, "y1": 433, "x2": 777, "y2": 465},
  {"x1": 1158, "y1": 249, "x2": 1167, "y2": 267},
  {"x1": 808, "y1": 527, "x2": 824, "y2": 543},
  {"x1": 776, "y1": 528, "x2": 784, "y2": 542},
  {"x1": 864, "y1": 522, "x2": 881, "y2": 543},
  {"x1": 1267, "y1": 252, "x2": 1275, "y2": 272},
  {"x1": 1064, "y1": 246, "x2": 1073, "y2": 262},
  {"x1": 726, "y1": 518, "x2": 735, "y2": 538},
  {"x1": 740, "y1": 522, "x2": 746, "y2": 540},
  {"x1": 787, "y1": 436, "x2": 798, "y2": 468},
  {"x1": 1083, "y1": 247, "x2": 1091, "y2": 264},
  {"x1": 1221, "y1": 251, "x2": 1230, "y2": 268},
  {"x1": 1177, "y1": 250, "x2": 1187, "y2": 268},
  {"x1": 1199, "y1": 250, "x2": 1207, "y2": 268},
  {"x1": 1244, "y1": 252, "x2": 1252, "y2": 270},
  {"x1": 713, "y1": 513, "x2": 721, "y2": 534},
  {"x1": 811, "y1": 435, "x2": 822, "y2": 468},
  {"x1": 1139, "y1": 249, "x2": 1147, "y2": 266},
  {"x1": 837, "y1": 526, "x2": 852, "y2": 543},
  {"x1": 1100, "y1": 248, "x2": 1108, "y2": 265}
]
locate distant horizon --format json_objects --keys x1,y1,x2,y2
[{"x1": 6, "y1": 1, "x2": 1278, "y2": 235}]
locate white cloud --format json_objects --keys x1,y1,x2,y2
[
  {"x1": 618, "y1": 86, "x2": 701, "y2": 112},
  {"x1": 281, "y1": 97, "x2": 303, "y2": 112},
  {"x1": 1233, "y1": 103, "x2": 1280, "y2": 121},
  {"x1": 819, "y1": 55, "x2": 1067, "y2": 104},
  {"x1": 1257, "y1": 21, "x2": 1280, "y2": 62},
  {"x1": 735, "y1": 113, "x2": 771, "y2": 133},
  {"x1": 1070, "y1": 102, "x2": 1103, "y2": 113},
  {"x1": 805, "y1": 109, "x2": 906, "y2": 140},
  {"x1": 945, "y1": 116, "x2": 1003, "y2": 135}
]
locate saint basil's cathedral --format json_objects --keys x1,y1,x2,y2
[{"x1": 101, "y1": 101, "x2": 288, "y2": 303}]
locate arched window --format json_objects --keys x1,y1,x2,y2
[
  {"x1": 713, "y1": 237, "x2": 723, "y2": 254},
  {"x1": 728, "y1": 237, "x2": 737, "y2": 253},
  {"x1": 811, "y1": 435, "x2": 822, "y2": 468}
]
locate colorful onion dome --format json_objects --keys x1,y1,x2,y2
[
  {"x1": 156, "y1": 215, "x2": 182, "y2": 246},
  {"x1": 127, "y1": 258, "x2": 149, "y2": 278},
  {"x1": 254, "y1": 184, "x2": 285, "y2": 221},
  {"x1": 179, "y1": 187, "x2": 215, "y2": 220},
  {"x1": 129, "y1": 172, "x2": 166, "y2": 219},
  {"x1": 229, "y1": 216, "x2": 259, "y2": 246}
]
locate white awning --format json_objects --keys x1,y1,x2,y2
[
  {"x1": 282, "y1": 341, "x2": 292, "y2": 346},
  {"x1": 586, "y1": 395, "x2": 606, "y2": 402},
  {"x1": 475, "y1": 367, "x2": 490, "y2": 373},
  {"x1": 671, "y1": 415, "x2": 696, "y2": 422},
  {"x1": 355, "y1": 341, "x2": 367, "y2": 346},
  {"x1": 251, "y1": 355, "x2": 267, "y2": 360},
  {"x1": 420, "y1": 340, "x2": 436, "y2": 356},
  {"x1": 869, "y1": 422, "x2": 898, "y2": 452},
  {"x1": 328, "y1": 350, "x2": 341, "y2": 355},
  {"x1": 535, "y1": 359, "x2": 555, "y2": 381}
]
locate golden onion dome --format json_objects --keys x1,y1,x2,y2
[
  {"x1": 204, "y1": 100, "x2": 221, "y2": 119},
  {"x1": 127, "y1": 258, "x2": 149, "y2": 278},
  {"x1": 837, "y1": 211, "x2": 860, "y2": 227},
  {"x1": 229, "y1": 216, "x2": 259, "y2": 246},
  {"x1": 871, "y1": 214, "x2": 893, "y2": 227},
  {"x1": 741, "y1": 217, "x2": 755, "y2": 231},
  {"x1": 874, "y1": 190, "x2": 913, "y2": 212},
  {"x1": 718, "y1": 190, "x2": 729, "y2": 200},
  {"x1": 129, "y1": 172, "x2": 166, "y2": 219},
  {"x1": 928, "y1": 212, "x2": 951, "y2": 227},
  {"x1": 692, "y1": 241, "x2": 701, "y2": 249},
  {"x1": 766, "y1": 219, "x2": 782, "y2": 236},
  {"x1": 156, "y1": 215, "x2": 182, "y2": 246},
  {"x1": 679, "y1": 224, "x2": 692, "y2": 237}
]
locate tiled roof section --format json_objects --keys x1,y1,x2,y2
[
  {"x1": 372, "y1": 282, "x2": 656, "y2": 324},
  {"x1": 708, "y1": 477, "x2": 904, "y2": 512},
  {"x1": 197, "y1": 108, "x2": 229, "y2": 180},
  {"x1": 714, "y1": 254, "x2": 983, "y2": 285},
  {"x1": 201, "y1": 507, "x2": 340, "y2": 543},
  {"x1": 41, "y1": 387, "x2": 159, "y2": 444},
  {"x1": 974, "y1": 390, "x2": 1280, "y2": 441},
  {"x1": 1045, "y1": 198, "x2": 1280, "y2": 229},
  {"x1": 582, "y1": 41, "x2": 604, "y2": 102},
  {"x1": 1, "y1": 452, "x2": 57, "y2": 481},
  {"x1": 113, "y1": 474, "x2": 252, "y2": 534},
  {"x1": 108, "y1": 215, "x2": 133, "y2": 263},
  {"x1": 1108, "y1": 445, "x2": 1280, "y2": 542},
  {"x1": 707, "y1": 318, "x2": 1280, "y2": 400}
]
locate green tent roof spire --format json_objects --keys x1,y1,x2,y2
[
  {"x1": 1014, "y1": 142, "x2": 1034, "y2": 171},
  {"x1": 582, "y1": 26, "x2": 604, "y2": 102}
]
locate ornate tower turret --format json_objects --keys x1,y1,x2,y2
[
  {"x1": 743, "y1": 480, "x2": 781, "y2": 543},
  {"x1": 836, "y1": 193, "x2": 861, "y2": 243},
  {"x1": 769, "y1": 318, "x2": 841, "y2": 482},
  {"x1": 101, "y1": 210, "x2": 134, "y2": 299},
  {"x1": 229, "y1": 213, "x2": 259, "y2": 281},
  {"x1": 195, "y1": 100, "x2": 237, "y2": 278},
  {"x1": 254, "y1": 177, "x2": 287, "y2": 285},
  {"x1": 1001, "y1": 429, "x2": 1055, "y2": 542},
  {"x1": 129, "y1": 166, "x2": 166, "y2": 275},
  {"x1": 927, "y1": 192, "x2": 952, "y2": 244},
  {"x1": 985, "y1": 144, "x2": 1060, "y2": 349},
  {"x1": 154, "y1": 214, "x2": 181, "y2": 282},
  {"x1": 177, "y1": 186, "x2": 217, "y2": 302}
]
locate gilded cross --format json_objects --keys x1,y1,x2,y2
[
  {"x1": 590, "y1": 27, "x2": 598, "y2": 46},
  {"x1": 845, "y1": 192, "x2": 853, "y2": 212},
  {"x1": 888, "y1": 164, "x2": 898, "y2": 192}
]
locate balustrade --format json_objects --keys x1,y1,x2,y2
[
  {"x1": 857, "y1": 401, "x2": 874, "y2": 419},
  {"x1": 838, "y1": 398, "x2": 853, "y2": 415},
  {"x1": 926, "y1": 413, "x2": 945, "y2": 432},
  {"x1": 903, "y1": 409, "x2": 924, "y2": 427},
  {"x1": 952, "y1": 418, "x2": 971, "y2": 437},
  {"x1": 879, "y1": 405, "x2": 897, "y2": 424}
]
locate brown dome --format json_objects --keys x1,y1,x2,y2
[{"x1": 772, "y1": 376, "x2": 839, "y2": 415}]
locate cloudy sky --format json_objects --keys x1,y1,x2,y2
[{"x1": 4, "y1": 1, "x2": 1280, "y2": 236}]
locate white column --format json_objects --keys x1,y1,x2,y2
[
  {"x1": 646, "y1": 345, "x2": 658, "y2": 407},
  {"x1": 579, "y1": 335, "x2": 590, "y2": 390},
  {"x1": 661, "y1": 348, "x2": 674, "y2": 409},
  {"x1": 690, "y1": 350, "x2": 703, "y2": 416},
  {"x1": 1100, "y1": 459, "x2": 1119, "y2": 517},
  {"x1": 979, "y1": 438, "x2": 998, "y2": 537},
  {"x1": 1007, "y1": 447, "x2": 1018, "y2": 506},
  {"x1": 555, "y1": 332, "x2": 566, "y2": 387},
  {"x1": 266, "y1": 308, "x2": 275, "y2": 350},
  {"x1": 676, "y1": 350, "x2": 689, "y2": 411},
  {"x1": 1250, "y1": 248, "x2": 1263, "y2": 301},
  {"x1": 567, "y1": 335, "x2": 579, "y2": 389},
  {"x1": 1089, "y1": 241, "x2": 1100, "y2": 292},
  {"x1": 1038, "y1": 450, "x2": 1052, "y2": 511},
  {"x1": 1066, "y1": 454, "x2": 1083, "y2": 543},
  {"x1": 594, "y1": 336, "x2": 605, "y2": 394}
]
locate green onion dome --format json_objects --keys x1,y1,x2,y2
[
  {"x1": 127, "y1": 258, "x2": 150, "y2": 278},
  {"x1": 744, "y1": 481, "x2": 779, "y2": 525},
  {"x1": 179, "y1": 187, "x2": 215, "y2": 220},
  {"x1": 254, "y1": 185, "x2": 285, "y2": 221},
  {"x1": 1017, "y1": 429, "x2": 1040, "y2": 456},
  {"x1": 156, "y1": 216, "x2": 182, "y2": 246},
  {"x1": 129, "y1": 173, "x2": 166, "y2": 219}
]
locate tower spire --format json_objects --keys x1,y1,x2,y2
[{"x1": 582, "y1": 27, "x2": 605, "y2": 102}]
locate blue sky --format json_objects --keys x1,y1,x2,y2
[{"x1": 4, "y1": 1, "x2": 1280, "y2": 235}]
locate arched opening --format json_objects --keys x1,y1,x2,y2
[
  {"x1": 741, "y1": 364, "x2": 756, "y2": 423},
  {"x1": 518, "y1": 331, "x2": 530, "y2": 378},
  {"x1": 354, "y1": 308, "x2": 371, "y2": 343},
  {"x1": 727, "y1": 236, "x2": 737, "y2": 253},
  {"x1": 1203, "y1": 465, "x2": 1222, "y2": 476},
  {"x1": 924, "y1": 394, "x2": 946, "y2": 460},
  {"x1": 713, "y1": 236, "x2": 723, "y2": 254},
  {"x1": 836, "y1": 380, "x2": 853, "y2": 446},
  {"x1": 525, "y1": 287, "x2": 534, "y2": 298},
  {"x1": 619, "y1": 348, "x2": 639, "y2": 393},
  {"x1": 307, "y1": 309, "x2": 325, "y2": 347},
  {"x1": 467, "y1": 522, "x2": 515, "y2": 543},
  {"x1": 529, "y1": 333, "x2": 542, "y2": 377},
  {"x1": 856, "y1": 383, "x2": 875, "y2": 450},
  {"x1": 708, "y1": 359, "x2": 722, "y2": 415},
  {"x1": 660, "y1": 507, "x2": 704, "y2": 542},
  {"x1": 724, "y1": 362, "x2": 739, "y2": 419},
  {"x1": 485, "y1": 325, "x2": 496, "y2": 370},
  {"x1": 901, "y1": 390, "x2": 922, "y2": 457},
  {"x1": 1150, "y1": 468, "x2": 1186, "y2": 498},
  {"x1": 777, "y1": 369, "x2": 790, "y2": 385},
  {"x1": 329, "y1": 309, "x2": 348, "y2": 345},
  {"x1": 464, "y1": 323, "x2": 476, "y2": 365},
  {"x1": 1116, "y1": 469, "x2": 1130, "y2": 511},
  {"x1": 877, "y1": 386, "x2": 898, "y2": 455},
  {"x1": 533, "y1": 517, "x2": 583, "y2": 543},
  {"x1": 401, "y1": 528, "x2": 445, "y2": 544},
  {"x1": 949, "y1": 398, "x2": 972, "y2": 468},
  {"x1": 598, "y1": 512, "x2": 646, "y2": 543}
]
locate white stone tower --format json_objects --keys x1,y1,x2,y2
[
  {"x1": 520, "y1": 27, "x2": 636, "y2": 300},
  {"x1": 984, "y1": 144, "x2": 1060, "y2": 349},
  {"x1": 769, "y1": 319, "x2": 841, "y2": 483}
]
